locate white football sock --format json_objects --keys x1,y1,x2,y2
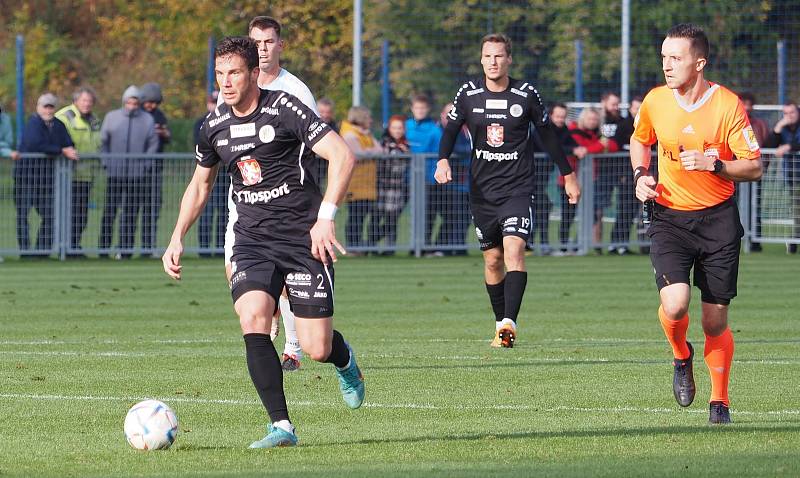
[
  {"x1": 279, "y1": 295, "x2": 302, "y2": 358},
  {"x1": 273, "y1": 420, "x2": 294, "y2": 434},
  {"x1": 500, "y1": 318, "x2": 516, "y2": 330}
]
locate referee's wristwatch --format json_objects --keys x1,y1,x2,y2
[{"x1": 712, "y1": 159, "x2": 724, "y2": 174}]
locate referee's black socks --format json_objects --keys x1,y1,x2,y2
[
  {"x1": 503, "y1": 271, "x2": 528, "y2": 323},
  {"x1": 243, "y1": 333, "x2": 290, "y2": 423},
  {"x1": 485, "y1": 279, "x2": 506, "y2": 322}
]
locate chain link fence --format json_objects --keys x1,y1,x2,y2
[{"x1": 0, "y1": 150, "x2": 796, "y2": 260}]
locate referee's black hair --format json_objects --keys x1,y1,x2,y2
[
  {"x1": 666, "y1": 23, "x2": 710, "y2": 60},
  {"x1": 215, "y1": 36, "x2": 259, "y2": 71}
]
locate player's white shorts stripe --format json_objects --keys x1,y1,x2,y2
[
  {"x1": 323, "y1": 264, "x2": 334, "y2": 305},
  {"x1": 224, "y1": 179, "x2": 237, "y2": 265},
  {"x1": 298, "y1": 143, "x2": 306, "y2": 185}
]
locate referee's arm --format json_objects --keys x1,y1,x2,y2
[{"x1": 630, "y1": 139, "x2": 658, "y2": 203}]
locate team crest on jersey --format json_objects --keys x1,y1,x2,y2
[
  {"x1": 237, "y1": 157, "x2": 263, "y2": 186},
  {"x1": 742, "y1": 125, "x2": 760, "y2": 152},
  {"x1": 487, "y1": 123, "x2": 504, "y2": 147}
]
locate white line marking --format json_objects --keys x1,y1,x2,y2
[
  {"x1": 1, "y1": 350, "x2": 797, "y2": 365},
  {"x1": 0, "y1": 393, "x2": 798, "y2": 417}
]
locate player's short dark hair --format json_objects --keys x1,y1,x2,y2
[
  {"x1": 601, "y1": 91, "x2": 619, "y2": 102},
  {"x1": 666, "y1": 23, "x2": 710, "y2": 60},
  {"x1": 248, "y1": 16, "x2": 282, "y2": 37},
  {"x1": 410, "y1": 93, "x2": 431, "y2": 106},
  {"x1": 481, "y1": 33, "x2": 512, "y2": 56},
  {"x1": 549, "y1": 102, "x2": 567, "y2": 114},
  {"x1": 215, "y1": 36, "x2": 259, "y2": 71},
  {"x1": 738, "y1": 91, "x2": 756, "y2": 104}
]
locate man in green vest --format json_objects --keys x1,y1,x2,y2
[{"x1": 56, "y1": 87, "x2": 101, "y2": 257}]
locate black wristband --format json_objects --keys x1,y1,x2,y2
[{"x1": 633, "y1": 166, "x2": 649, "y2": 185}]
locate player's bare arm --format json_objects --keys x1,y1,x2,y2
[
  {"x1": 162, "y1": 163, "x2": 220, "y2": 280},
  {"x1": 538, "y1": 123, "x2": 581, "y2": 204},
  {"x1": 630, "y1": 138, "x2": 659, "y2": 202},
  {"x1": 678, "y1": 148, "x2": 762, "y2": 181},
  {"x1": 309, "y1": 131, "x2": 355, "y2": 264}
]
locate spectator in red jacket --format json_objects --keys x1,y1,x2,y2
[{"x1": 569, "y1": 107, "x2": 619, "y2": 253}]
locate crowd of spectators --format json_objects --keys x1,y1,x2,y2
[{"x1": 2, "y1": 87, "x2": 799, "y2": 258}]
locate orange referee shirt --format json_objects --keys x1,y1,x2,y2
[{"x1": 632, "y1": 83, "x2": 761, "y2": 211}]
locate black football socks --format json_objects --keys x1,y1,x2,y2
[
  {"x1": 486, "y1": 279, "x2": 506, "y2": 322},
  {"x1": 324, "y1": 329, "x2": 351, "y2": 369},
  {"x1": 243, "y1": 333, "x2": 289, "y2": 423},
  {"x1": 503, "y1": 271, "x2": 528, "y2": 323}
]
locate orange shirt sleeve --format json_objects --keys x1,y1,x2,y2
[
  {"x1": 726, "y1": 98, "x2": 761, "y2": 160},
  {"x1": 632, "y1": 93, "x2": 657, "y2": 146}
]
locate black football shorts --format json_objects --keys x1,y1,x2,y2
[
  {"x1": 471, "y1": 195, "x2": 532, "y2": 251},
  {"x1": 647, "y1": 199, "x2": 743, "y2": 305}
]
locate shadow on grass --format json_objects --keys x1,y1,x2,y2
[{"x1": 304, "y1": 423, "x2": 800, "y2": 448}]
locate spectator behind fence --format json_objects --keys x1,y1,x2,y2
[
  {"x1": 406, "y1": 94, "x2": 444, "y2": 255},
  {"x1": 765, "y1": 102, "x2": 800, "y2": 254},
  {"x1": 15, "y1": 93, "x2": 77, "y2": 255},
  {"x1": 0, "y1": 103, "x2": 17, "y2": 159},
  {"x1": 340, "y1": 106, "x2": 381, "y2": 253},
  {"x1": 739, "y1": 92, "x2": 770, "y2": 252},
  {"x1": 374, "y1": 115, "x2": 410, "y2": 255},
  {"x1": 316, "y1": 97, "x2": 338, "y2": 187},
  {"x1": 55, "y1": 87, "x2": 101, "y2": 257},
  {"x1": 194, "y1": 90, "x2": 226, "y2": 256},
  {"x1": 599, "y1": 91, "x2": 635, "y2": 255},
  {"x1": 439, "y1": 102, "x2": 471, "y2": 256},
  {"x1": 99, "y1": 85, "x2": 158, "y2": 258},
  {"x1": 569, "y1": 107, "x2": 618, "y2": 254},
  {"x1": 140, "y1": 82, "x2": 171, "y2": 253},
  {"x1": 549, "y1": 103, "x2": 587, "y2": 255}
]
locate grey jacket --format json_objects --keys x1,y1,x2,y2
[{"x1": 100, "y1": 107, "x2": 158, "y2": 178}]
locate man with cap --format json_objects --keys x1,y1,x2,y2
[
  {"x1": 140, "y1": 82, "x2": 171, "y2": 254},
  {"x1": 99, "y1": 85, "x2": 159, "y2": 258},
  {"x1": 16, "y1": 93, "x2": 77, "y2": 255}
]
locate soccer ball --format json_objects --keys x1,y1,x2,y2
[{"x1": 124, "y1": 400, "x2": 179, "y2": 450}]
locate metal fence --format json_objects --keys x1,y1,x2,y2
[{"x1": 1, "y1": 150, "x2": 796, "y2": 260}]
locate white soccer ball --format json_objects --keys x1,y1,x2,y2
[{"x1": 124, "y1": 399, "x2": 179, "y2": 450}]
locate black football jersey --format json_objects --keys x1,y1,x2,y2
[
  {"x1": 196, "y1": 89, "x2": 332, "y2": 246},
  {"x1": 442, "y1": 77, "x2": 550, "y2": 202}
]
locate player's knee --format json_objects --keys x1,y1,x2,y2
[
  {"x1": 484, "y1": 252, "x2": 504, "y2": 272},
  {"x1": 302, "y1": 342, "x2": 331, "y2": 362},
  {"x1": 661, "y1": 302, "x2": 688, "y2": 321},
  {"x1": 237, "y1": 310, "x2": 270, "y2": 334}
]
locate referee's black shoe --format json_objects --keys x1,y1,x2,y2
[
  {"x1": 709, "y1": 401, "x2": 731, "y2": 424},
  {"x1": 673, "y1": 342, "x2": 695, "y2": 407}
]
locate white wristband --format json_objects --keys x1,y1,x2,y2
[{"x1": 317, "y1": 201, "x2": 338, "y2": 220}]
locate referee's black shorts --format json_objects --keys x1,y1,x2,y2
[{"x1": 647, "y1": 198, "x2": 744, "y2": 305}]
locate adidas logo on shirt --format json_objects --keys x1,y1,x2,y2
[{"x1": 681, "y1": 124, "x2": 696, "y2": 134}]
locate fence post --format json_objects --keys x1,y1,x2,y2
[
  {"x1": 381, "y1": 40, "x2": 390, "y2": 128},
  {"x1": 738, "y1": 182, "x2": 751, "y2": 253},
  {"x1": 412, "y1": 154, "x2": 425, "y2": 257},
  {"x1": 574, "y1": 40, "x2": 583, "y2": 102},
  {"x1": 207, "y1": 36, "x2": 216, "y2": 95},
  {"x1": 777, "y1": 40, "x2": 786, "y2": 105},
  {"x1": 577, "y1": 154, "x2": 594, "y2": 255},
  {"x1": 16, "y1": 35, "x2": 24, "y2": 144},
  {"x1": 352, "y1": 0, "x2": 363, "y2": 107},
  {"x1": 56, "y1": 157, "x2": 68, "y2": 260},
  {"x1": 620, "y1": 0, "x2": 630, "y2": 109}
]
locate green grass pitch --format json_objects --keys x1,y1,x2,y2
[{"x1": 0, "y1": 250, "x2": 798, "y2": 477}]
